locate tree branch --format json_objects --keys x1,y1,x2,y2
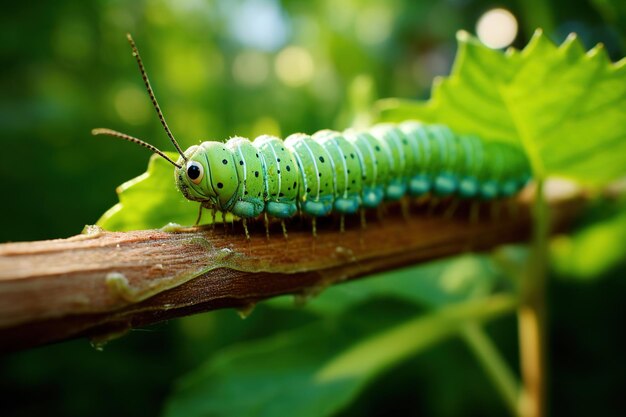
[{"x1": 0, "y1": 185, "x2": 585, "y2": 352}]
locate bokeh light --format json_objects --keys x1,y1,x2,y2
[
  {"x1": 476, "y1": 8, "x2": 518, "y2": 49},
  {"x1": 355, "y1": 6, "x2": 394, "y2": 46},
  {"x1": 114, "y1": 84, "x2": 151, "y2": 126},
  {"x1": 274, "y1": 46, "x2": 315, "y2": 87},
  {"x1": 228, "y1": 0, "x2": 288, "y2": 50},
  {"x1": 251, "y1": 116, "x2": 281, "y2": 138},
  {"x1": 160, "y1": 43, "x2": 222, "y2": 94},
  {"x1": 232, "y1": 50, "x2": 270, "y2": 86}
]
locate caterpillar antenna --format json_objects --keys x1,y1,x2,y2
[
  {"x1": 126, "y1": 33, "x2": 187, "y2": 161},
  {"x1": 92, "y1": 128, "x2": 182, "y2": 169}
]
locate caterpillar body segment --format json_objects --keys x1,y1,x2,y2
[
  {"x1": 283, "y1": 133, "x2": 334, "y2": 217},
  {"x1": 369, "y1": 125, "x2": 409, "y2": 200},
  {"x1": 172, "y1": 121, "x2": 531, "y2": 224},
  {"x1": 251, "y1": 135, "x2": 299, "y2": 218},
  {"x1": 312, "y1": 130, "x2": 363, "y2": 214},
  {"x1": 93, "y1": 35, "x2": 532, "y2": 235},
  {"x1": 226, "y1": 137, "x2": 265, "y2": 218},
  {"x1": 342, "y1": 131, "x2": 388, "y2": 208}
]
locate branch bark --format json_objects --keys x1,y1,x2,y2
[{"x1": 0, "y1": 185, "x2": 585, "y2": 352}]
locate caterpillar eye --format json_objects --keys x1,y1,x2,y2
[{"x1": 186, "y1": 161, "x2": 204, "y2": 184}]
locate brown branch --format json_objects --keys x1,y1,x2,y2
[{"x1": 0, "y1": 185, "x2": 585, "y2": 352}]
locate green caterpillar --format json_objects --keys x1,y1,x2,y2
[{"x1": 94, "y1": 35, "x2": 531, "y2": 236}]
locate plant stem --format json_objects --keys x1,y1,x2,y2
[
  {"x1": 319, "y1": 295, "x2": 518, "y2": 382},
  {"x1": 518, "y1": 179, "x2": 549, "y2": 417},
  {"x1": 462, "y1": 323, "x2": 521, "y2": 416},
  {"x1": 0, "y1": 183, "x2": 582, "y2": 352}
]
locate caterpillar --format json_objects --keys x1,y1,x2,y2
[{"x1": 93, "y1": 35, "x2": 531, "y2": 238}]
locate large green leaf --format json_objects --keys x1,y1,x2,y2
[
  {"x1": 164, "y1": 295, "x2": 517, "y2": 417},
  {"x1": 377, "y1": 30, "x2": 626, "y2": 186}
]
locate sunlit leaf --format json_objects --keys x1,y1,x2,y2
[
  {"x1": 551, "y1": 196, "x2": 626, "y2": 279},
  {"x1": 378, "y1": 30, "x2": 626, "y2": 186},
  {"x1": 97, "y1": 153, "x2": 197, "y2": 231}
]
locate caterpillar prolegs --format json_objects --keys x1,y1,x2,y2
[{"x1": 93, "y1": 35, "x2": 531, "y2": 237}]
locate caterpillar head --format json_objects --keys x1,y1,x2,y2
[
  {"x1": 175, "y1": 142, "x2": 238, "y2": 210},
  {"x1": 92, "y1": 34, "x2": 241, "y2": 213}
]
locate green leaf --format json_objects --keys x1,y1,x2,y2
[
  {"x1": 551, "y1": 196, "x2": 626, "y2": 279},
  {"x1": 97, "y1": 153, "x2": 196, "y2": 231},
  {"x1": 164, "y1": 295, "x2": 517, "y2": 417},
  {"x1": 377, "y1": 30, "x2": 626, "y2": 186},
  {"x1": 97, "y1": 153, "x2": 231, "y2": 231}
]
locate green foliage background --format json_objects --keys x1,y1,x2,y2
[{"x1": 1, "y1": 0, "x2": 625, "y2": 416}]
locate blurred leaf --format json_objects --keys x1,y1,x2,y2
[
  {"x1": 164, "y1": 295, "x2": 517, "y2": 417},
  {"x1": 551, "y1": 197, "x2": 626, "y2": 279},
  {"x1": 97, "y1": 153, "x2": 197, "y2": 231},
  {"x1": 591, "y1": 0, "x2": 626, "y2": 45},
  {"x1": 266, "y1": 254, "x2": 500, "y2": 316},
  {"x1": 334, "y1": 74, "x2": 377, "y2": 130},
  {"x1": 377, "y1": 30, "x2": 626, "y2": 186}
]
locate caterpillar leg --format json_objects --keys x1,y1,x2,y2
[
  {"x1": 443, "y1": 198, "x2": 460, "y2": 220},
  {"x1": 360, "y1": 208, "x2": 367, "y2": 229},
  {"x1": 506, "y1": 198, "x2": 519, "y2": 219},
  {"x1": 222, "y1": 213, "x2": 228, "y2": 234},
  {"x1": 400, "y1": 198, "x2": 411, "y2": 221},
  {"x1": 340, "y1": 214, "x2": 345, "y2": 233},
  {"x1": 195, "y1": 205, "x2": 203, "y2": 226},
  {"x1": 311, "y1": 217, "x2": 317, "y2": 237},
  {"x1": 376, "y1": 205, "x2": 385, "y2": 222},
  {"x1": 242, "y1": 218, "x2": 250, "y2": 240},
  {"x1": 490, "y1": 200, "x2": 502, "y2": 222},
  {"x1": 264, "y1": 212, "x2": 270, "y2": 239},
  {"x1": 470, "y1": 201, "x2": 480, "y2": 224},
  {"x1": 427, "y1": 197, "x2": 440, "y2": 216},
  {"x1": 211, "y1": 209, "x2": 216, "y2": 230},
  {"x1": 414, "y1": 195, "x2": 429, "y2": 208},
  {"x1": 281, "y1": 220, "x2": 288, "y2": 239}
]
